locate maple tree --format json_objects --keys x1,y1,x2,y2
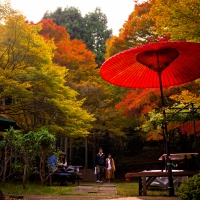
[
  {"x1": 105, "y1": 1, "x2": 155, "y2": 59},
  {"x1": 43, "y1": 7, "x2": 112, "y2": 67},
  {"x1": 43, "y1": 7, "x2": 85, "y2": 41},
  {"x1": 149, "y1": 0, "x2": 200, "y2": 42},
  {"x1": 39, "y1": 19, "x2": 97, "y2": 86},
  {"x1": 39, "y1": 19, "x2": 70, "y2": 43},
  {"x1": 105, "y1": 1, "x2": 171, "y2": 59},
  {"x1": 136, "y1": 82, "x2": 200, "y2": 151}
]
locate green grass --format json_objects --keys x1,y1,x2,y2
[
  {"x1": 0, "y1": 182, "x2": 76, "y2": 195},
  {"x1": 0, "y1": 181, "x2": 179, "y2": 197},
  {"x1": 115, "y1": 181, "x2": 179, "y2": 197}
]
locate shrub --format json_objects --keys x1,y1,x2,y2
[{"x1": 178, "y1": 173, "x2": 200, "y2": 200}]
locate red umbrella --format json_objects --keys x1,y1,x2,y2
[
  {"x1": 100, "y1": 41, "x2": 200, "y2": 196},
  {"x1": 101, "y1": 42, "x2": 200, "y2": 88}
]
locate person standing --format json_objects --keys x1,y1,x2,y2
[
  {"x1": 95, "y1": 147, "x2": 106, "y2": 183},
  {"x1": 105, "y1": 153, "x2": 115, "y2": 183}
]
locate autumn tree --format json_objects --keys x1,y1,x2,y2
[
  {"x1": 0, "y1": 14, "x2": 95, "y2": 136},
  {"x1": 105, "y1": 1, "x2": 181, "y2": 146},
  {"x1": 43, "y1": 7, "x2": 85, "y2": 41},
  {"x1": 39, "y1": 19, "x2": 98, "y2": 88},
  {"x1": 149, "y1": 0, "x2": 200, "y2": 42},
  {"x1": 105, "y1": 1, "x2": 155, "y2": 58},
  {"x1": 0, "y1": 0, "x2": 18, "y2": 21},
  {"x1": 39, "y1": 19, "x2": 132, "y2": 165},
  {"x1": 42, "y1": 7, "x2": 112, "y2": 67}
]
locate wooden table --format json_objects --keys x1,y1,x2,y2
[
  {"x1": 125, "y1": 170, "x2": 199, "y2": 196},
  {"x1": 125, "y1": 153, "x2": 199, "y2": 195},
  {"x1": 66, "y1": 165, "x2": 83, "y2": 185}
]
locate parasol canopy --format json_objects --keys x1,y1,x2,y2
[{"x1": 100, "y1": 42, "x2": 200, "y2": 88}]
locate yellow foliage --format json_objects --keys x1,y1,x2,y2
[{"x1": 170, "y1": 90, "x2": 200, "y2": 106}]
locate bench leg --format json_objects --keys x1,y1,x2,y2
[
  {"x1": 49, "y1": 175, "x2": 52, "y2": 186},
  {"x1": 77, "y1": 178, "x2": 79, "y2": 186}
]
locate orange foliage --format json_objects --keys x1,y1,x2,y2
[
  {"x1": 39, "y1": 19, "x2": 97, "y2": 70},
  {"x1": 146, "y1": 130, "x2": 163, "y2": 141},
  {"x1": 180, "y1": 120, "x2": 200, "y2": 136},
  {"x1": 115, "y1": 88, "x2": 161, "y2": 115},
  {"x1": 39, "y1": 19, "x2": 70, "y2": 43},
  {"x1": 55, "y1": 39, "x2": 96, "y2": 69}
]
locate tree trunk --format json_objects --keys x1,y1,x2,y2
[
  {"x1": 39, "y1": 152, "x2": 45, "y2": 185},
  {"x1": 2, "y1": 146, "x2": 8, "y2": 183},
  {"x1": 85, "y1": 137, "x2": 88, "y2": 169},
  {"x1": 22, "y1": 164, "x2": 27, "y2": 190},
  {"x1": 93, "y1": 133, "x2": 96, "y2": 169},
  {"x1": 22, "y1": 155, "x2": 28, "y2": 190}
]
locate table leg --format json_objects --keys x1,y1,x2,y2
[
  {"x1": 139, "y1": 177, "x2": 142, "y2": 196},
  {"x1": 142, "y1": 176, "x2": 147, "y2": 196}
]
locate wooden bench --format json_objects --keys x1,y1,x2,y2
[
  {"x1": 9, "y1": 195, "x2": 24, "y2": 200},
  {"x1": 125, "y1": 170, "x2": 199, "y2": 196}
]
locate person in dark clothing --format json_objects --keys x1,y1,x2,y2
[{"x1": 95, "y1": 147, "x2": 106, "y2": 183}]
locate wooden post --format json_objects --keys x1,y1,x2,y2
[{"x1": 85, "y1": 136, "x2": 88, "y2": 169}]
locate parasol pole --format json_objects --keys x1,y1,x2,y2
[
  {"x1": 191, "y1": 103, "x2": 199, "y2": 168},
  {"x1": 191, "y1": 103, "x2": 198, "y2": 153},
  {"x1": 158, "y1": 71, "x2": 174, "y2": 196},
  {"x1": 155, "y1": 48, "x2": 174, "y2": 196}
]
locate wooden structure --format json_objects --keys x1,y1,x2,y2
[
  {"x1": 125, "y1": 170, "x2": 199, "y2": 196},
  {"x1": 125, "y1": 153, "x2": 199, "y2": 196},
  {"x1": 159, "y1": 153, "x2": 199, "y2": 171},
  {"x1": 48, "y1": 166, "x2": 82, "y2": 186},
  {"x1": 159, "y1": 153, "x2": 199, "y2": 160}
]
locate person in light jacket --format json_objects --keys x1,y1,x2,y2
[{"x1": 106, "y1": 153, "x2": 115, "y2": 183}]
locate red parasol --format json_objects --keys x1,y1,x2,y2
[
  {"x1": 100, "y1": 41, "x2": 200, "y2": 196},
  {"x1": 100, "y1": 42, "x2": 200, "y2": 88}
]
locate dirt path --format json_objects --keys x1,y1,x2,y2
[{"x1": 24, "y1": 195, "x2": 180, "y2": 200}]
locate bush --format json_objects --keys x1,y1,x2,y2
[{"x1": 178, "y1": 173, "x2": 200, "y2": 200}]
